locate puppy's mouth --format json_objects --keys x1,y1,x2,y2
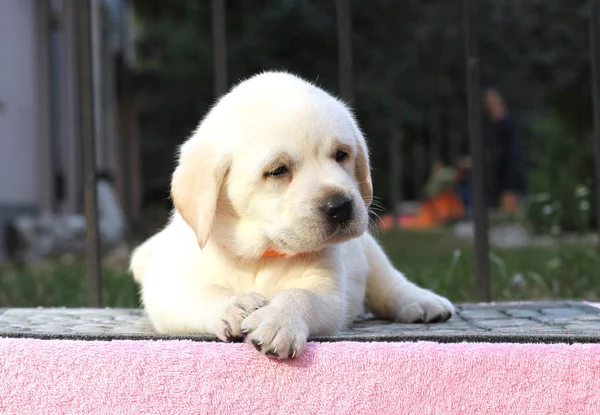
[
  {"x1": 270, "y1": 219, "x2": 364, "y2": 254},
  {"x1": 324, "y1": 221, "x2": 363, "y2": 242}
]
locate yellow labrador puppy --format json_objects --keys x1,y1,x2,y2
[{"x1": 130, "y1": 71, "x2": 454, "y2": 359}]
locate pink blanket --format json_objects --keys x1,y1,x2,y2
[{"x1": 1, "y1": 338, "x2": 599, "y2": 414}]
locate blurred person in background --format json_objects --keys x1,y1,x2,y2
[
  {"x1": 458, "y1": 88, "x2": 526, "y2": 215},
  {"x1": 483, "y1": 88, "x2": 526, "y2": 213}
]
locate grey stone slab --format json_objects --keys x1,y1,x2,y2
[
  {"x1": 459, "y1": 309, "x2": 506, "y2": 320},
  {"x1": 474, "y1": 319, "x2": 537, "y2": 329},
  {"x1": 114, "y1": 314, "x2": 142, "y2": 322},
  {"x1": 572, "y1": 315, "x2": 600, "y2": 322},
  {"x1": 565, "y1": 324, "x2": 600, "y2": 332},
  {"x1": 1, "y1": 302, "x2": 600, "y2": 344},
  {"x1": 444, "y1": 316, "x2": 466, "y2": 323},
  {"x1": 541, "y1": 308, "x2": 586, "y2": 317},
  {"x1": 533, "y1": 316, "x2": 573, "y2": 325},
  {"x1": 456, "y1": 301, "x2": 577, "y2": 310},
  {"x1": 505, "y1": 309, "x2": 541, "y2": 318}
]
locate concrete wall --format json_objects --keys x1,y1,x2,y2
[
  {"x1": 0, "y1": 0, "x2": 41, "y2": 208},
  {"x1": 0, "y1": 0, "x2": 136, "y2": 259},
  {"x1": 0, "y1": 0, "x2": 54, "y2": 259}
]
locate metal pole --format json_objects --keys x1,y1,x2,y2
[
  {"x1": 212, "y1": 0, "x2": 227, "y2": 97},
  {"x1": 389, "y1": 131, "x2": 402, "y2": 227},
  {"x1": 75, "y1": 0, "x2": 101, "y2": 307},
  {"x1": 589, "y1": 0, "x2": 600, "y2": 246},
  {"x1": 464, "y1": 0, "x2": 491, "y2": 301},
  {"x1": 336, "y1": 0, "x2": 354, "y2": 103}
]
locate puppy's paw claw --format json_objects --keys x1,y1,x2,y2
[
  {"x1": 215, "y1": 293, "x2": 269, "y2": 341},
  {"x1": 242, "y1": 305, "x2": 307, "y2": 360},
  {"x1": 395, "y1": 287, "x2": 454, "y2": 324}
]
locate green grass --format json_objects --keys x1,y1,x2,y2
[
  {"x1": 379, "y1": 229, "x2": 600, "y2": 302},
  {"x1": 0, "y1": 258, "x2": 141, "y2": 308},
  {"x1": 1, "y1": 230, "x2": 599, "y2": 307}
]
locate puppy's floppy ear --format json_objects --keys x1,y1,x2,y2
[
  {"x1": 355, "y1": 131, "x2": 373, "y2": 208},
  {"x1": 171, "y1": 131, "x2": 230, "y2": 249}
]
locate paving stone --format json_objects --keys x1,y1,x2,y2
[
  {"x1": 443, "y1": 321, "x2": 468, "y2": 327},
  {"x1": 367, "y1": 325, "x2": 424, "y2": 332},
  {"x1": 70, "y1": 325, "x2": 115, "y2": 333},
  {"x1": 446, "y1": 315, "x2": 468, "y2": 322},
  {"x1": 457, "y1": 301, "x2": 576, "y2": 310},
  {"x1": 533, "y1": 316, "x2": 573, "y2": 325},
  {"x1": 1, "y1": 302, "x2": 600, "y2": 343},
  {"x1": 459, "y1": 309, "x2": 506, "y2": 320},
  {"x1": 572, "y1": 315, "x2": 600, "y2": 321},
  {"x1": 114, "y1": 315, "x2": 142, "y2": 322},
  {"x1": 490, "y1": 327, "x2": 547, "y2": 334},
  {"x1": 565, "y1": 324, "x2": 600, "y2": 331},
  {"x1": 110, "y1": 327, "x2": 151, "y2": 334},
  {"x1": 37, "y1": 327, "x2": 75, "y2": 334},
  {"x1": 52, "y1": 316, "x2": 75, "y2": 322},
  {"x1": 474, "y1": 319, "x2": 535, "y2": 329},
  {"x1": 505, "y1": 309, "x2": 540, "y2": 318},
  {"x1": 541, "y1": 308, "x2": 586, "y2": 317}
]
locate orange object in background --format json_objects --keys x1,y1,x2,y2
[
  {"x1": 378, "y1": 192, "x2": 465, "y2": 230},
  {"x1": 377, "y1": 214, "x2": 397, "y2": 230}
]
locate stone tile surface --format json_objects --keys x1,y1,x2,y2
[{"x1": 1, "y1": 301, "x2": 599, "y2": 343}]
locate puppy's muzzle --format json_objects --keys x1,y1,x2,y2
[{"x1": 321, "y1": 194, "x2": 354, "y2": 225}]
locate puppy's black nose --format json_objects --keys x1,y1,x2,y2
[{"x1": 323, "y1": 195, "x2": 353, "y2": 224}]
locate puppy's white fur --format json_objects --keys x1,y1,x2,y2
[{"x1": 130, "y1": 71, "x2": 454, "y2": 359}]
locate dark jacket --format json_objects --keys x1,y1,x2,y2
[{"x1": 486, "y1": 114, "x2": 526, "y2": 205}]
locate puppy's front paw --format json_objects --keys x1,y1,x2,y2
[
  {"x1": 214, "y1": 293, "x2": 269, "y2": 342},
  {"x1": 395, "y1": 286, "x2": 454, "y2": 324},
  {"x1": 241, "y1": 305, "x2": 308, "y2": 360}
]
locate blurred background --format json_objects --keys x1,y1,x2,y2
[{"x1": 1, "y1": 0, "x2": 599, "y2": 308}]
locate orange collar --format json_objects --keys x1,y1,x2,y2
[
  {"x1": 217, "y1": 244, "x2": 301, "y2": 258},
  {"x1": 262, "y1": 248, "x2": 302, "y2": 258}
]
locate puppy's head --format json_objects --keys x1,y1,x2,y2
[{"x1": 171, "y1": 71, "x2": 372, "y2": 259}]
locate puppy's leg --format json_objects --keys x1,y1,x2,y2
[
  {"x1": 363, "y1": 233, "x2": 454, "y2": 323},
  {"x1": 142, "y1": 271, "x2": 268, "y2": 341},
  {"x1": 241, "y1": 270, "x2": 344, "y2": 359}
]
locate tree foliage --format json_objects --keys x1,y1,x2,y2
[{"x1": 133, "y1": 0, "x2": 593, "y2": 211}]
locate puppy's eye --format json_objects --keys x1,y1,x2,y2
[
  {"x1": 335, "y1": 150, "x2": 349, "y2": 163},
  {"x1": 265, "y1": 166, "x2": 289, "y2": 178}
]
